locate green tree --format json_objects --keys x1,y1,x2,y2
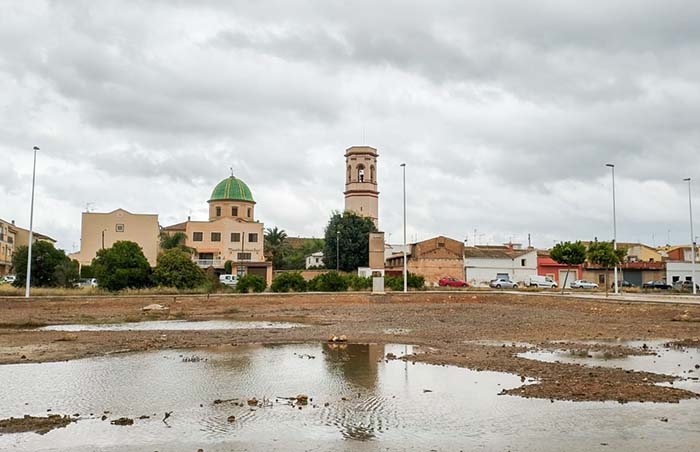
[
  {"x1": 92, "y1": 241, "x2": 152, "y2": 291},
  {"x1": 586, "y1": 241, "x2": 626, "y2": 296},
  {"x1": 12, "y1": 241, "x2": 76, "y2": 288},
  {"x1": 80, "y1": 264, "x2": 95, "y2": 279},
  {"x1": 271, "y1": 272, "x2": 307, "y2": 292},
  {"x1": 549, "y1": 241, "x2": 587, "y2": 292},
  {"x1": 307, "y1": 271, "x2": 348, "y2": 292},
  {"x1": 323, "y1": 212, "x2": 377, "y2": 272},
  {"x1": 54, "y1": 259, "x2": 80, "y2": 288},
  {"x1": 153, "y1": 249, "x2": 206, "y2": 289},
  {"x1": 236, "y1": 274, "x2": 266, "y2": 293},
  {"x1": 264, "y1": 227, "x2": 288, "y2": 270},
  {"x1": 224, "y1": 260, "x2": 233, "y2": 274}
]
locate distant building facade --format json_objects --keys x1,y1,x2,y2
[
  {"x1": 305, "y1": 251, "x2": 324, "y2": 269},
  {"x1": 464, "y1": 245, "x2": 538, "y2": 286},
  {"x1": 386, "y1": 236, "x2": 464, "y2": 286},
  {"x1": 71, "y1": 209, "x2": 160, "y2": 266},
  {"x1": 163, "y1": 176, "x2": 272, "y2": 285},
  {"x1": 0, "y1": 219, "x2": 17, "y2": 276}
]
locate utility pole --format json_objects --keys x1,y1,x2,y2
[
  {"x1": 401, "y1": 163, "x2": 407, "y2": 293},
  {"x1": 25, "y1": 146, "x2": 39, "y2": 298},
  {"x1": 606, "y1": 163, "x2": 619, "y2": 295},
  {"x1": 684, "y1": 178, "x2": 696, "y2": 295}
]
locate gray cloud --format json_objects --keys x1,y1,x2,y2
[{"x1": 1, "y1": 0, "x2": 699, "y2": 250}]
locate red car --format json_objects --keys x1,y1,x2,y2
[{"x1": 438, "y1": 277, "x2": 469, "y2": 288}]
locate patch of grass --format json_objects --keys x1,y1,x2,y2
[{"x1": 0, "y1": 320, "x2": 48, "y2": 329}]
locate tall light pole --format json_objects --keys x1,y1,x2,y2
[
  {"x1": 684, "y1": 178, "x2": 696, "y2": 295},
  {"x1": 606, "y1": 163, "x2": 619, "y2": 295},
  {"x1": 25, "y1": 146, "x2": 39, "y2": 298},
  {"x1": 401, "y1": 163, "x2": 407, "y2": 293}
]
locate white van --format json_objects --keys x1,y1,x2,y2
[
  {"x1": 219, "y1": 274, "x2": 238, "y2": 287},
  {"x1": 528, "y1": 275, "x2": 557, "y2": 288}
]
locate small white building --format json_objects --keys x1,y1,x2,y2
[
  {"x1": 666, "y1": 261, "x2": 699, "y2": 284},
  {"x1": 464, "y1": 246, "x2": 538, "y2": 287},
  {"x1": 305, "y1": 251, "x2": 325, "y2": 269}
]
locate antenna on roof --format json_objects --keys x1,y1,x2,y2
[{"x1": 230, "y1": 167, "x2": 234, "y2": 177}]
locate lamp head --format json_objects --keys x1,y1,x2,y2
[
  {"x1": 33, "y1": 146, "x2": 40, "y2": 151},
  {"x1": 400, "y1": 163, "x2": 406, "y2": 167},
  {"x1": 605, "y1": 163, "x2": 614, "y2": 168},
  {"x1": 684, "y1": 178, "x2": 691, "y2": 182}
]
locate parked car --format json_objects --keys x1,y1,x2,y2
[
  {"x1": 438, "y1": 277, "x2": 469, "y2": 288},
  {"x1": 570, "y1": 280, "x2": 598, "y2": 289},
  {"x1": 611, "y1": 280, "x2": 635, "y2": 289},
  {"x1": 528, "y1": 275, "x2": 557, "y2": 289},
  {"x1": 219, "y1": 274, "x2": 238, "y2": 286},
  {"x1": 77, "y1": 278, "x2": 98, "y2": 288},
  {"x1": 1, "y1": 275, "x2": 16, "y2": 284},
  {"x1": 642, "y1": 280, "x2": 672, "y2": 290},
  {"x1": 672, "y1": 280, "x2": 700, "y2": 291},
  {"x1": 489, "y1": 278, "x2": 518, "y2": 289}
]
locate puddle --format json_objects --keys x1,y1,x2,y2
[
  {"x1": 37, "y1": 320, "x2": 304, "y2": 332},
  {"x1": 0, "y1": 343, "x2": 698, "y2": 451},
  {"x1": 519, "y1": 340, "x2": 700, "y2": 394},
  {"x1": 464, "y1": 340, "x2": 534, "y2": 348}
]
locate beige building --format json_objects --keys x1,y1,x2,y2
[
  {"x1": 0, "y1": 219, "x2": 18, "y2": 276},
  {"x1": 164, "y1": 175, "x2": 272, "y2": 285},
  {"x1": 344, "y1": 146, "x2": 379, "y2": 226},
  {"x1": 71, "y1": 209, "x2": 160, "y2": 266}
]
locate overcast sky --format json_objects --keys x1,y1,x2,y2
[{"x1": 2, "y1": 0, "x2": 700, "y2": 252}]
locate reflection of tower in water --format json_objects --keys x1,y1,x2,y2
[{"x1": 322, "y1": 343, "x2": 384, "y2": 390}]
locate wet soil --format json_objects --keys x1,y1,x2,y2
[
  {"x1": 0, "y1": 415, "x2": 75, "y2": 435},
  {"x1": 0, "y1": 292, "x2": 699, "y2": 403}
]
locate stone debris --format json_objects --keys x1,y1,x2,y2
[
  {"x1": 227, "y1": 415, "x2": 236, "y2": 423},
  {"x1": 328, "y1": 335, "x2": 348, "y2": 343},
  {"x1": 0, "y1": 414, "x2": 75, "y2": 435},
  {"x1": 110, "y1": 417, "x2": 134, "y2": 426},
  {"x1": 141, "y1": 304, "x2": 169, "y2": 312}
]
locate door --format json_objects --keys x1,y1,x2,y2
[{"x1": 558, "y1": 269, "x2": 576, "y2": 288}]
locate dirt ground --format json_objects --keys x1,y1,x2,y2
[{"x1": 1, "y1": 291, "x2": 699, "y2": 404}]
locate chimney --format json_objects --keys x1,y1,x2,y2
[
  {"x1": 11, "y1": 220, "x2": 15, "y2": 225},
  {"x1": 187, "y1": 216, "x2": 191, "y2": 221}
]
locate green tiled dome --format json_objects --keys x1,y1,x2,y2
[{"x1": 209, "y1": 176, "x2": 255, "y2": 203}]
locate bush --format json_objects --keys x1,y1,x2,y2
[
  {"x1": 345, "y1": 274, "x2": 372, "y2": 291},
  {"x1": 385, "y1": 272, "x2": 425, "y2": 291},
  {"x1": 236, "y1": 274, "x2": 266, "y2": 293},
  {"x1": 308, "y1": 271, "x2": 348, "y2": 292},
  {"x1": 271, "y1": 272, "x2": 307, "y2": 293},
  {"x1": 80, "y1": 264, "x2": 95, "y2": 279},
  {"x1": 224, "y1": 260, "x2": 233, "y2": 274},
  {"x1": 92, "y1": 241, "x2": 152, "y2": 291},
  {"x1": 153, "y1": 249, "x2": 207, "y2": 289}
]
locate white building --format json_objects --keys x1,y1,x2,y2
[
  {"x1": 666, "y1": 261, "x2": 698, "y2": 285},
  {"x1": 464, "y1": 246, "x2": 538, "y2": 287},
  {"x1": 305, "y1": 251, "x2": 325, "y2": 269}
]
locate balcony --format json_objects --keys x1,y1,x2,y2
[{"x1": 194, "y1": 259, "x2": 225, "y2": 268}]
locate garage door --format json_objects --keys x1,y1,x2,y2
[{"x1": 558, "y1": 269, "x2": 576, "y2": 288}]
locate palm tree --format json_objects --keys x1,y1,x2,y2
[
  {"x1": 160, "y1": 231, "x2": 194, "y2": 255},
  {"x1": 264, "y1": 227, "x2": 288, "y2": 269}
]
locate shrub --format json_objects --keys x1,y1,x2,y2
[
  {"x1": 92, "y1": 241, "x2": 151, "y2": 291},
  {"x1": 224, "y1": 260, "x2": 233, "y2": 274},
  {"x1": 345, "y1": 274, "x2": 372, "y2": 291},
  {"x1": 385, "y1": 272, "x2": 425, "y2": 291},
  {"x1": 271, "y1": 272, "x2": 307, "y2": 292},
  {"x1": 153, "y1": 249, "x2": 206, "y2": 289},
  {"x1": 308, "y1": 271, "x2": 348, "y2": 292},
  {"x1": 236, "y1": 274, "x2": 266, "y2": 293}
]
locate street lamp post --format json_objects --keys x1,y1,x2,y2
[
  {"x1": 25, "y1": 146, "x2": 39, "y2": 298},
  {"x1": 606, "y1": 163, "x2": 619, "y2": 295},
  {"x1": 401, "y1": 163, "x2": 407, "y2": 293},
  {"x1": 684, "y1": 178, "x2": 696, "y2": 295}
]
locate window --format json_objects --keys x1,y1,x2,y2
[
  {"x1": 673, "y1": 276, "x2": 680, "y2": 282},
  {"x1": 370, "y1": 165, "x2": 375, "y2": 183},
  {"x1": 231, "y1": 232, "x2": 241, "y2": 242},
  {"x1": 232, "y1": 206, "x2": 238, "y2": 216},
  {"x1": 247, "y1": 208, "x2": 252, "y2": 218},
  {"x1": 598, "y1": 275, "x2": 605, "y2": 284},
  {"x1": 193, "y1": 232, "x2": 203, "y2": 242},
  {"x1": 215, "y1": 206, "x2": 221, "y2": 217},
  {"x1": 237, "y1": 252, "x2": 252, "y2": 260},
  {"x1": 358, "y1": 164, "x2": 365, "y2": 182},
  {"x1": 211, "y1": 232, "x2": 221, "y2": 242},
  {"x1": 249, "y1": 233, "x2": 258, "y2": 243},
  {"x1": 115, "y1": 224, "x2": 125, "y2": 232},
  {"x1": 520, "y1": 258, "x2": 526, "y2": 267}
]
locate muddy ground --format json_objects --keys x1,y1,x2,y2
[{"x1": 0, "y1": 291, "x2": 698, "y2": 404}]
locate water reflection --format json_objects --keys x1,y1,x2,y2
[{"x1": 0, "y1": 343, "x2": 698, "y2": 452}]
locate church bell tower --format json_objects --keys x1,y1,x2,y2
[{"x1": 344, "y1": 146, "x2": 379, "y2": 226}]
